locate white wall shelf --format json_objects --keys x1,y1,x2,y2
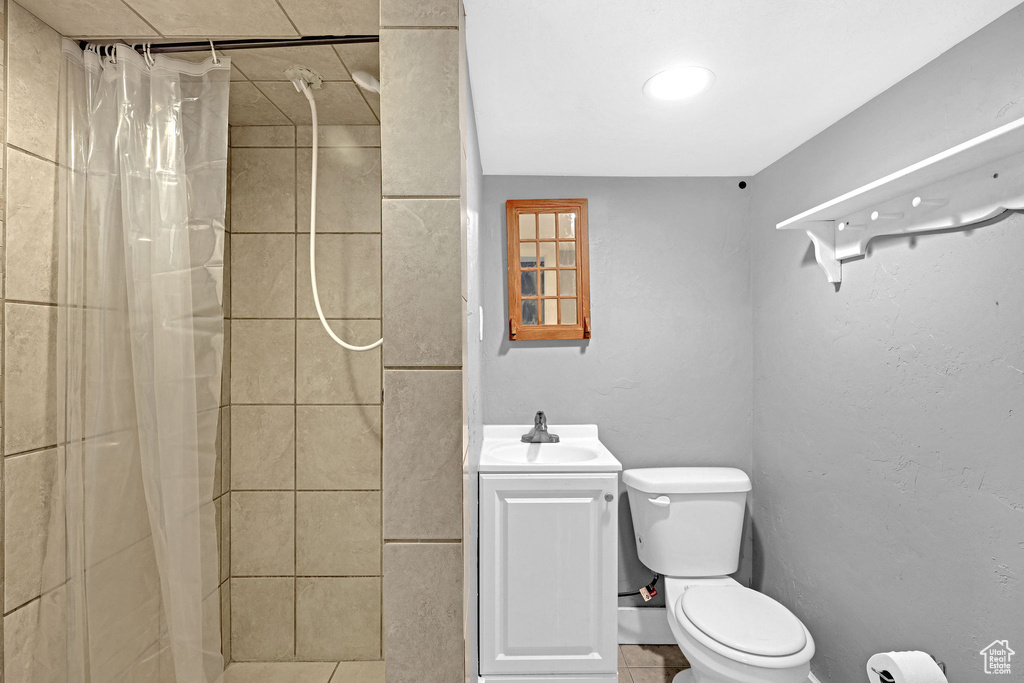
[{"x1": 777, "y1": 115, "x2": 1024, "y2": 283}]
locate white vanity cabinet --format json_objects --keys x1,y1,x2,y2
[{"x1": 479, "y1": 473, "x2": 619, "y2": 681}]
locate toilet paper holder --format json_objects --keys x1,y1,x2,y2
[{"x1": 871, "y1": 654, "x2": 946, "y2": 682}]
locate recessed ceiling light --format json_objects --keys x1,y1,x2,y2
[{"x1": 643, "y1": 66, "x2": 715, "y2": 101}]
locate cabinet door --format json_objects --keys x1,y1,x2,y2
[{"x1": 480, "y1": 473, "x2": 618, "y2": 676}]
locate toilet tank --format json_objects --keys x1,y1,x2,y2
[{"x1": 622, "y1": 468, "x2": 751, "y2": 577}]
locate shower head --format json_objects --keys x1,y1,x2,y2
[
  {"x1": 351, "y1": 71, "x2": 380, "y2": 95},
  {"x1": 285, "y1": 65, "x2": 323, "y2": 92}
]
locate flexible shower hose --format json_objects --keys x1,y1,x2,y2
[{"x1": 295, "y1": 80, "x2": 383, "y2": 352}]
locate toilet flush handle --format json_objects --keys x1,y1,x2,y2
[{"x1": 649, "y1": 496, "x2": 671, "y2": 507}]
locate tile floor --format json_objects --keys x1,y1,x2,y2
[
  {"x1": 618, "y1": 644, "x2": 690, "y2": 683},
  {"x1": 217, "y1": 645, "x2": 687, "y2": 683}
]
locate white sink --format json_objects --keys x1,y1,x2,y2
[{"x1": 479, "y1": 425, "x2": 622, "y2": 473}]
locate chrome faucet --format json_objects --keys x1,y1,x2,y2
[{"x1": 521, "y1": 411, "x2": 559, "y2": 443}]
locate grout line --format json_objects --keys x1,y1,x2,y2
[
  {"x1": 116, "y1": 0, "x2": 164, "y2": 36},
  {"x1": 383, "y1": 539, "x2": 462, "y2": 544},
  {"x1": 271, "y1": 0, "x2": 302, "y2": 36},
  {"x1": 383, "y1": 365, "x2": 461, "y2": 371},
  {"x1": 6, "y1": 143, "x2": 58, "y2": 165}
]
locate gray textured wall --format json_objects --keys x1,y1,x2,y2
[
  {"x1": 749, "y1": 6, "x2": 1024, "y2": 682},
  {"x1": 480, "y1": 176, "x2": 753, "y2": 597}
]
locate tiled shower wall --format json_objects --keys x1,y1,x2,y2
[
  {"x1": 0, "y1": 3, "x2": 233, "y2": 680},
  {"x1": 226, "y1": 122, "x2": 384, "y2": 666},
  {"x1": 379, "y1": 2, "x2": 464, "y2": 681},
  {"x1": 3, "y1": 2, "x2": 62, "y2": 680}
]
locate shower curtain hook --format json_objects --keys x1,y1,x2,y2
[
  {"x1": 144, "y1": 43, "x2": 155, "y2": 68},
  {"x1": 208, "y1": 40, "x2": 221, "y2": 65}
]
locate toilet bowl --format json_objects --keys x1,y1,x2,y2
[{"x1": 622, "y1": 468, "x2": 815, "y2": 683}]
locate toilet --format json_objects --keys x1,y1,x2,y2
[{"x1": 622, "y1": 467, "x2": 814, "y2": 683}]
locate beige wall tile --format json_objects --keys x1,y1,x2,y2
[
  {"x1": 221, "y1": 579, "x2": 232, "y2": 664},
  {"x1": 383, "y1": 543, "x2": 462, "y2": 682},
  {"x1": 83, "y1": 436, "x2": 152, "y2": 566},
  {"x1": 8, "y1": 2, "x2": 60, "y2": 161},
  {"x1": 297, "y1": 125, "x2": 380, "y2": 148},
  {"x1": 276, "y1": 0, "x2": 379, "y2": 35},
  {"x1": 331, "y1": 661, "x2": 385, "y2": 682},
  {"x1": 297, "y1": 234, "x2": 381, "y2": 318},
  {"x1": 223, "y1": 232, "x2": 232, "y2": 316},
  {"x1": 5, "y1": 449, "x2": 65, "y2": 610},
  {"x1": 4, "y1": 303, "x2": 57, "y2": 454},
  {"x1": 4, "y1": 586, "x2": 67, "y2": 683},
  {"x1": 6, "y1": 149, "x2": 58, "y2": 303},
  {"x1": 382, "y1": 199, "x2": 461, "y2": 366},
  {"x1": 258, "y1": 80, "x2": 377, "y2": 125},
  {"x1": 296, "y1": 491, "x2": 381, "y2": 575},
  {"x1": 333, "y1": 43, "x2": 379, "y2": 80},
  {"x1": 231, "y1": 319, "x2": 295, "y2": 404},
  {"x1": 222, "y1": 323, "x2": 232, "y2": 405},
  {"x1": 221, "y1": 406, "x2": 232, "y2": 495},
  {"x1": 297, "y1": 147, "x2": 382, "y2": 233},
  {"x1": 85, "y1": 538, "x2": 163, "y2": 681},
  {"x1": 295, "y1": 577, "x2": 381, "y2": 660},
  {"x1": 380, "y1": 0, "x2": 458, "y2": 27},
  {"x1": 230, "y1": 147, "x2": 296, "y2": 232},
  {"x1": 230, "y1": 82, "x2": 293, "y2": 127},
  {"x1": 295, "y1": 319, "x2": 381, "y2": 404},
  {"x1": 230, "y1": 125, "x2": 296, "y2": 148},
  {"x1": 231, "y1": 578, "x2": 295, "y2": 661},
  {"x1": 296, "y1": 405, "x2": 380, "y2": 490},
  {"x1": 231, "y1": 405, "x2": 295, "y2": 490},
  {"x1": 380, "y1": 29, "x2": 460, "y2": 196},
  {"x1": 125, "y1": 0, "x2": 296, "y2": 37},
  {"x1": 382, "y1": 370, "x2": 462, "y2": 539},
  {"x1": 231, "y1": 491, "x2": 295, "y2": 576},
  {"x1": 231, "y1": 233, "x2": 296, "y2": 318},
  {"x1": 14, "y1": 0, "x2": 157, "y2": 38},
  {"x1": 226, "y1": 45, "x2": 349, "y2": 82}
]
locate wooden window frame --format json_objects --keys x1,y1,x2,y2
[{"x1": 506, "y1": 198, "x2": 591, "y2": 341}]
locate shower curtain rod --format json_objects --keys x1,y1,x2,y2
[{"x1": 78, "y1": 35, "x2": 379, "y2": 54}]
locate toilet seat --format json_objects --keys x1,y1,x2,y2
[{"x1": 680, "y1": 586, "x2": 807, "y2": 657}]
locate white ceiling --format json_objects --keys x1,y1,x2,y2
[{"x1": 464, "y1": 0, "x2": 1023, "y2": 177}]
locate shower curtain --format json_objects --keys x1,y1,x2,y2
[{"x1": 56, "y1": 41, "x2": 229, "y2": 683}]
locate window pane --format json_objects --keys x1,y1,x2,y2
[
  {"x1": 518, "y1": 213, "x2": 536, "y2": 240},
  {"x1": 542, "y1": 299, "x2": 559, "y2": 325},
  {"x1": 538, "y1": 213, "x2": 556, "y2": 239},
  {"x1": 520, "y1": 242, "x2": 537, "y2": 268},
  {"x1": 538, "y1": 241, "x2": 556, "y2": 268},
  {"x1": 521, "y1": 270, "x2": 538, "y2": 296},
  {"x1": 522, "y1": 299, "x2": 538, "y2": 325},
  {"x1": 560, "y1": 298, "x2": 578, "y2": 325},
  {"x1": 558, "y1": 241, "x2": 576, "y2": 267},
  {"x1": 558, "y1": 213, "x2": 575, "y2": 238},
  {"x1": 559, "y1": 269, "x2": 576, "y2": 296},
  {"x1": 540, "y1": 270, "x2": 558, "y2": 297}
]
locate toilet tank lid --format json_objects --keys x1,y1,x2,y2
[{"x1": 622, "y1": 467, "x2": 751, "y2": 494}]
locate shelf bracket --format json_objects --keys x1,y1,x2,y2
[
  {"x1": 777, "y1": 114, "x2": 1024, "y2": 285},
  {"x1": 803, "y1": 220, "x2": 841, "y2": 283}
]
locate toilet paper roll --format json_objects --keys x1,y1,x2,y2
[{"x1": 866, "y1": 651, "x2": 947, "y2": 683}]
